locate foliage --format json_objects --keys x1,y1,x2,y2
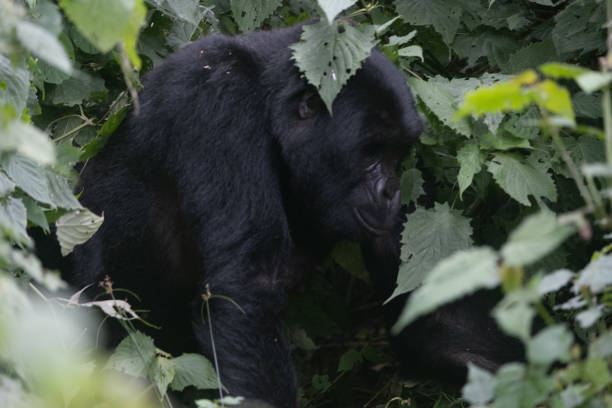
[{"x1": 0, "y1": 0, "x2": 611, "y2": 407}]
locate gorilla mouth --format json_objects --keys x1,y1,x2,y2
[{"x1": 353, "y1": 208, "x2": 390, "y2": 236}]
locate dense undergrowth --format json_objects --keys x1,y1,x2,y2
[{"x1": 0, "y1": 0, "x2": 611, "y2": 407}]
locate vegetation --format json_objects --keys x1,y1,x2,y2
[{"x1": 0, "y1": 0, "x2": 611, "y2": 407}]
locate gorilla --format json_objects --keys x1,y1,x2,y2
[
  {"x1": 362, "y1": 230, "x2": 524, "y2": 385},
  {"x1": 67, "y1": 23, "x2": 422, "y2": 407}
]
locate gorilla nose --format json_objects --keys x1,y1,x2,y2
[{"x1": 378, "y1": 177, "x2": 400, "y2": 200}]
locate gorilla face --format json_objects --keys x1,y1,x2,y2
[{"x1": 276, "y1": 50, "x2": 422, "y2": 244}]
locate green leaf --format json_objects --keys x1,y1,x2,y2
[
  {"x1": 22, "y1": 195, "x2": 50, "y2": 233},
  {"x1": 527, "y1": 325, "x2": 573, "y2": 366},
  {"x1": 487, "y1": 153, "x2": 557, "y2": 206},
  {"x1": 588, "y1": 330, "x2": 612, "y2": 359},
  {"x1": 337, "y1": 348, "x2": 362, "y2": 372},
  {"x1": 533, "y1": 80, "x2": 574, "y2": 121},
  {"x1": 106, "y1": 331, "x2": 156, "y2": 378},
  {"x1": 400, "y1": 168, "x2": 424, "y2": 206},
  {"x1": 60, "y1": 0, "x2": 145, "y2": 59},
  {"x1": 551, "y1": 0, "x2": 604, "y2": 57},
  {"x1": 538, "y1": 269, "x2": 574, "y2": 295},
  {"x1": 49, "y1": 75, "x2": 106, "y2": 106},
  {"x1": 151, "y1": 356, "x2": 175, "y2": 396},
  {"x1": 391, "y1": 203, "x2": 473, "y2": 299},
  {"x1": 231, "y1": 0, "x2": 282, "y2": 32},
  {"x1": 56, "y1": 209, "x2": 104, "y2": 256},
  {"x1": 493, "y1": 288, "x2": 538, "y2": 341},
  {"x1": 170, "y1": 353, "x2": 220, "y2": 391},
  {"x1": 146, "y1": 0, "x2": 207, "y2": 26},
  {"x1": 0, "y1": 172, "x2": 15, "y2": 197},
  {"x1": 408, "y1": 77, "x2": 471, "y2": 137},
  {"x1": 576, "y1": 306, "x2": 603, "y2": 329},
  {"x1": 502, "y1": 40, "x2": 559, "y2": 74},
  {"x1": 330, "y1": 241, "x2": 368, "y2": 282},
  {"x1": 317, "y1": 0, "x2": 357, "y2": 23},
  {"x1": 573, "y1": 92, "x2": 601, "y2": 119},
  {"x1": 0, "y1": 56, "x2": 30, "y2": 115},
  {"x1": 0, "y1": 197, "x2": 29, "y2": 244},
  {"x1": 456, "y1": 76, "x2": 533, "y2": 118},
  {"x1": 15, "y1": 21, "x2": 72, "y2": 74},
  {"x1": 539, "y1": 62, "x2": 588, "y2": 79},
  {"x1": 392, "y1": 247, "x2": 498, "y2": 332},
  {"x1": 501, "y1": 211, "x2": 575, "y2": 267},
  {"x1": 394, "y1": 0, "x2": 461, "y2": 45},
  {"x1": 462, "y1": 363, "x2": 496, "y2": 406},
  {"x1": 573, "y1": 254, "x2": 612, "y2": 294},
  {"x1": 0, "y1": 121, "x2": 55, "y2": 165},
  {"x1": 2, "y1": 155, "x2": 81, "y2": 209},
  {"x1": 397, "y1": 45, "x2": 423, "y2": 61},
  {"x1": 387, "y1": 31, "x2": 416, "y2": 46},
  {"x1": 290, "y1": 21, "x2": 376, "y2": 114},
  {"x1": 457, "y1": 143, "x2": 485, "y2": 199},
  {"x1": 576, "y1": 71, "x2": 612, "y2": 94},
  {"x1": 479, "y1": 131, "x2": 531, "y2": 151}
]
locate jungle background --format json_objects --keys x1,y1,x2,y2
[{"x1": 0, "y1": 0, "x2": 611, "y2": 407}]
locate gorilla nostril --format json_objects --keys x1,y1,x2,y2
[{"x1": 382, "y1": 177, "x2": 399, "y2": 200}]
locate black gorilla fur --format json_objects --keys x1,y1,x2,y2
[
  {"x1": 362, "y1": 227, "x2": 524, "y2": 385},
  {"x1": 68, "y1": 24, "x2": 422, "y2": 407}
]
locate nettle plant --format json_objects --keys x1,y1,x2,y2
[{"x1": 392, "y1": 64, "x2": 612, "y2": 407}]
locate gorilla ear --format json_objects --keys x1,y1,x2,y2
[{"x1": 298, "y1": 90, "x2": 321, "y2": 119}]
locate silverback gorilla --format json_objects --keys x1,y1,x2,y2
[{"x1": 67, "y1": 23, "x2": 422, "y2": 407}]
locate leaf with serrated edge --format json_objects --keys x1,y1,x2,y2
[
  {"x1": 389, "y1": 202, "x2": 473, "y2": 300},
  {"x1": 502, "y1": 211, "x2": 575, "y2": 267},
  {"x1": 291, "y1": 21, "x2": 376, "y2": 114},
  {"x1": 393, "y1": 247, "x2": 498, "y2": 332},
  {"x1": 487, "y1": 153, "x2": 557, "y2": 206},
  {"x1": 231, "y1": 0, "x2": 282, "y2": 32},
  {"x1": 56, "y1": 209, "x2": 104, "y2": 256},
  {"x1": 171, "y1": 354, "x2": 220, "y2": 391},
  {"x1": 106, "y1": 331, "x2": 156, "y2": 378},
  {"x1": 457, "y1": 143, "x2": 485, "y2": 199},
  {"x1": 15, "y1": 21, "x2": 72, "y2": 74},
  {"x1": 394, "y1": 0, "x2": 461, "y2": 45}
]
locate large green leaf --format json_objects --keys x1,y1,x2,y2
[
  {"x1": 574, "y1": 255, "x2": 612, "y2": 294},
  {"x1": 527, "y1": 325, "x2": 573, "y2": 366},
  {"x1": 170, "y1": 354, "x2": 220, "y2": 391},
  {"x1": 0, "y1": 56, "x2": 30, "y2": 115},
  {"x1": 231, "y1": 0, "x2": 282, "y2": 32},
  {"x1": 49, "y1": 75, "x2": 106, "y2": 106},
  {"x1": 408, "y1": 77, "x2": 472, "y2": 137},
  {"x1": 393, "y1": 247, "x2": 499, "y2": 332},
  {"x1": 0, "y1": 197, "x2": 28, "y2": 244},
  {"x1": 106, "y1": 331, "x2": 156, "y2": 378},
  {"x1": 15, "y1": 21, "x2": 72, "y2": 74},
  {"x1": 400, "y1": 168, "x2": 425, "y2": 206},
  {"x1": 290, "y1": 21, "x2": 376, "y2": 114},
  {"x1": 56, "y1": 209, "x2": 104, "y2": 256},
  {"x1": 462, "y1": 363, "x2": 496, "y2": 406},
  {"x1": 501, "y1": 211, "x2": 575, "y2": 267},
  {"x1": 487, "y1": 153, "x2": 557, "y2": 206},
  {"x1": 60, "y1": 0, "x2": 145, "y2": 67},
  {"x1": 151, "y1": 356, "x2": 175, "y2": 396},
  {"x1": 394, "y1": 0, "x2": 461, "y2": 45},
  {"x1": 390, "y1": 202, "x2": 473, "y2": 299},
  {"x1": 0, "y1": 121, "x2": 55, "y2": 166},
  {"x1": 2, "y1": 155, "x2": 81, "y2": 210}
]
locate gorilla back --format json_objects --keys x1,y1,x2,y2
[{"x1": 69, "y1": 23, "x2": 421, "y2": 407}]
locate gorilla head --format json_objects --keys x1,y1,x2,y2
[{"x1": 70, "y1": 23, "x2": 421, "y2": 408}]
